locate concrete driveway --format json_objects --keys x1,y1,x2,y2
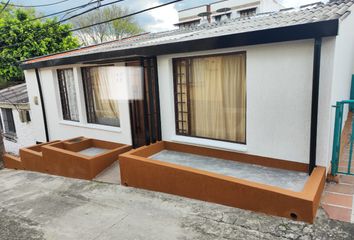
[{"x1": 0, "y1": 169, "x2": 353, "y2": 240}]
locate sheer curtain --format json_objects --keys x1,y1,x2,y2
[
  {"x1": 90, "y1": 67, "x2": 120, "y2": 126},
  {"x1": 64, "y1": 69, "x2": 79, "y2": 121},
  {"x1": 190, "y1": 53, "x2": 246, "y2": 143}
]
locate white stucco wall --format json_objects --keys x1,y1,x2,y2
[
  {"x1": 316, "y1": 37, "x2": 336, "y2": 169},
  {"x1": 1, "y1": 108, "x2": 36, "y2": 155},
  {"x1": 323, "y1": 9, "x2": 354, "y2": 170},
  {"x1": 259, "y1": 0, "x2": 283, "y2": 12},
  {"x1": 179, "y1": 0, "x2": 283, "y2": 24},
  {"x1": 330, "y1": 12, "x2": 354, "y2": 107},
  {"x1": 179, "y1": 5, "x2": 207, "y2": 20},
  {"x1": 24, "y1": 66, "x2": 132, "y2": 145},
  {"x1": 158, "y1": 40, "x2": 316, "y2": 164},
  {"x1": 24, "y1": 69, "x2": 48, "y2": 143}
]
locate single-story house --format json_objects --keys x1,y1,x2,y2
[
  {"x1": 12, "y1": 0, "x2": 354, "y2": 222},
  {"x1": 21, "y1": 0, "x2": 354, "y2": 173},
  {"x1": 0, "y1": 83, "x2": 35, "y2": 154}
]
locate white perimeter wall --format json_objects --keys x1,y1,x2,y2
[
  {"x1": 24, "y1": 66, "x2": 132, "y2": 145},
  {"x1": 1, "y1": 108, "x2": 37, "y2": 155},
  {"x1": 24, "y1": 70, "x2": 48, "y2": 142},
  {"x1": 323, "y1": 9, "x2": 354, "y2": 170},
  {"x1": 158, "y1": 40, "x2": 317, "y2": 164}
]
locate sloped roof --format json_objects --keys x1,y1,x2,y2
[
  {"x1": 0, "y1": 83, "x2": 29, "y2": 106},
  {"x1": 21, "y1": 0, "x2": 354, "y2": 69}
]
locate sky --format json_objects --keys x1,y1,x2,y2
[{"x1": 10, "y1": 0, "x2": 322, "y2": 32}]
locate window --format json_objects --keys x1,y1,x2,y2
[
  {"x1": 1, "y1": 108, "x2": 16, "y2": 138},
  {"x1": 81, "y1": 66, "x2": 120, "y2": 127},
  {"x1": 214, "y1": 13, "x2": 231, "y2": 22},
  {"x1": 19, "y1": 110, "x2": 31, "y2": 123},
  {"x1": 57, "y1": 68, "x2": 79, "y2": 121},
  {"x1": 173, "y1": 52, "x2": 246, "y2": 144},
  {"x1": 239, "y1": 8, "x2": 256, "y2": 17}
]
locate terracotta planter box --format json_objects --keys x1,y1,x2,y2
[
  {"x1": 119, "y1": 141, "x2": 325, "y2": 223},
  {"x1": 41, "y1": 137, "x2": 131, "y2": 180},
  {"x1": 20, "y1": 141, "x2": 60, "y2": 173},
  {"x1": 4, "y1": 137, "x2": 131, "y2": 180},
  {"x1": 3, "y1": 153, "x2": 23, "y2": 170}
]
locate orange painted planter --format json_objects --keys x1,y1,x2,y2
[
  {"x1": 4, "y1": 137, "x2": 131, "y2": 180},
  {"x1": 119, "y1": 141, "x2": 325, "y2": 223},
  {"x1": 3, "y1": 153, "x2": 23, "y2": 170}
]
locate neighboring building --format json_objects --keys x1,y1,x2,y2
[
  {"x1": 20, "y1": 0, "x2": 354, "y2": 174},
  {"x1": 175, "y1": 0, "x2": 283, "y2": 27},
  {"x1": 0, "y1": 83, "x2": 35, "y2": 154}
]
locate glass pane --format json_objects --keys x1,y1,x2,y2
[
  {"x1": 174, "y1": 53, "x2": 246, "y2": 143},
  {"x1": 57, "y1": 69, "x2": 79, "y2": 121},
  {"x1": 2, "y1": 108, "x2": 16, "y2": 134},
  {"x1": 83, "y1": 66, "x2": 120, "y2": 127}
]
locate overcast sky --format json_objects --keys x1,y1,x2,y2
[{"x1": 10, "y1": 0, "x2": 322, "y2": 32}]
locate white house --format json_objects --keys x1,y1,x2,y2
[
  {"x1": 0, "y1": 83, "x2": 36, "y2": 154},
  {"x1": 176, "y1": 0, "x2": 283, "y2": 27},
  {"x1": 20, "y1": 0, "x2": 354, "y2": 175}
]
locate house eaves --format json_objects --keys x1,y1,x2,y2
[
  {"x1": 21, "y1": 19, "x2": 339, "y2": 70},
  {"x1": 20, "y1": 0, "x2": 353, "y2": 70}
]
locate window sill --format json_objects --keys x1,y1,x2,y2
[
  {"x1": 59, "y1": 120, "x2": 122, "y2": 133},
  {"x1": 170, "y1": 135, "x2": 247, "y2": 152},
  {"x1": 3, "y1": 133, "x2": 17, "y2": 143}
]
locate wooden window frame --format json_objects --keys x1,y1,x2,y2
[
  {"x1": 81, "y1": 65, "x2": 121, "y2": 128},
  {"x1": 172, "y1": 51, "x2": 247, "y2": 144}
]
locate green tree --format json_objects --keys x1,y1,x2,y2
[
  {"x1": 71, "y1": 5, "x2": 143, "y2": 46},
  {"x1": 0, "y1": 7, "x2": 80, "y2": 85}
]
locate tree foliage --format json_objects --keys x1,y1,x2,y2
[
  {"x1": 71, "y1": 5, "x2": 143, "y2": 46},
  {"x1": 0, "y1": 7, "x2": 80, "y2": 84}
]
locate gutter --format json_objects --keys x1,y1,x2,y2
[
  {"x1": 309, "y1": 38, "x2": 322, "y2": 175},
  {"x1": 35, "y1": 69, "x2": 50, "y2": 142}
]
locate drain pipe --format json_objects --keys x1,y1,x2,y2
[
  {"x1": 309, "y1": 37, "x2": 322, "y2": 175},
  {"x1": 35, "y1": 69, "x2": 50, "y2": 142}
]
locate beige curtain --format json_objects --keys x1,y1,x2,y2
[
  {"x1": 190, "y1": 54, "x2": 246, "y2": 143},
  {"x1": 91, "y1": 67, "x2": 120, "y2": 119}
]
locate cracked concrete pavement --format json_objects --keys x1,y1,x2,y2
[{"x1": 0, "y1": 169, "x2": 353, "y2": 240}]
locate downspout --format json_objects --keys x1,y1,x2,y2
[
  {"x1": 35, "y1": 69, "x2": 49, "y2": 142},
  {"x1": 309, "y1": 37, "x2": 322, "y2": 174}
]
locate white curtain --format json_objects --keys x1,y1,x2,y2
[
  {"x1": 189, "y1": 54, "x2": 246, "y2": 143},
  {"x1": 90, "y1": 67, "x2": 120, "y2": 126},
  {"x1": 63, "y1": 69, "x2": 79, "y2": 121}
]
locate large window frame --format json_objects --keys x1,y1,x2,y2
[
  {"x1": 81, "y1": 66, "x2": 121, "y2": 128},
  {"x1": 239, "y1": 8, "x2": 257, "y2": 17},
  {"x1": 1, "y1": 108, "x2": 17, "y2": 140},
  {"x1": 172, "y1": 51, "x2": 247, "y2": 144}
]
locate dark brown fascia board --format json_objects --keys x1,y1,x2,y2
[{"x1": 21, "y1": 19, "x2": 339, "y2": 70}]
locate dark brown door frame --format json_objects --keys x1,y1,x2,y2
[{"x1": 128, "y1": 57, "x2": 161, "y2": 148}]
